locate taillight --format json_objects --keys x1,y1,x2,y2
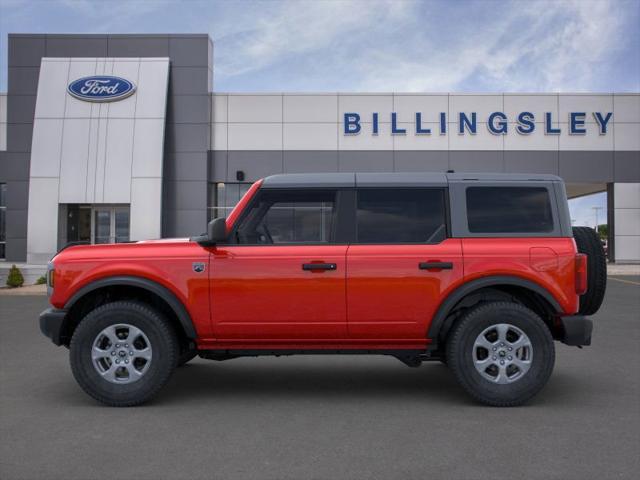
[{"x1": 575, "y1": 253, "x2": 587, "y2": 295}]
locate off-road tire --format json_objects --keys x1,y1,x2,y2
[
  {"x1": 70, "y1": 301, "x2": 178, "y2": 407},
  {"x1": 446, "y1": 302, "x2": 555, "y2": 407},
  {"x1": 572, "y1": 226, "x2": 607, "y2": 315}
]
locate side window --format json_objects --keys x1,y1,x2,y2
[
  {"x1": 356, "y1": 188, "x2": 446, "y2": 244},
  {"x1": 466, "y1": 186, "x2": 554, "y2": 233},
  {"x1": 235, "y1": 190, "x2": 336, "y2": 245}
]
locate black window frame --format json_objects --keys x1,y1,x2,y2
[{"x1": 352, "y1": 187, "x2": 450, "y2": 245}]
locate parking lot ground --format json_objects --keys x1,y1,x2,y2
[{"x1": 1, "y1": 278, "x2": 639, "y2": 480}]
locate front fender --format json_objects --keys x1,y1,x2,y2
[{"x1": 63, "y1": 275, "x2": 197, "y2": 339}]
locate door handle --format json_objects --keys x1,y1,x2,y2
[
  {"x1": 419, "y1": 261, "x2": 453, "y2": 271},
  {"x1": 302, "y1": 263, "x2": 337, "y2": 271}
]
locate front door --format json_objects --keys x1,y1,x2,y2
[
  {"x1": 210, "y1": 188, "x2": 348, "y2": 342},
  {"x1": 346, "y1": 188, "x2": 463, "y2": 342}
]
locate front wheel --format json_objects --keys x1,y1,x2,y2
[
  {"x1": 70, "y1": 301, "x2": 178, "y2": 407},
  {"x1": 446, "y1": 302, "x2": 555, "y2": 407}
]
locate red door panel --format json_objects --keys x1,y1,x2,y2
[
  {"x1": 346, "y1": 239, "x2": 464, "y2": 340},
  {"x1": 210, "y1": 245, "x2": 348, "y2": 341}
]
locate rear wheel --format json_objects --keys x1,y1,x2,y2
[
  {"x1": 70, "y1": 301, "x2": 178, "y2": 407},
  {"x1": 572, "y1": 226, "x2": 607, "y2": 315},
  {"x1": 446, "y1": 301, "x2": 555, "y2": 407}
]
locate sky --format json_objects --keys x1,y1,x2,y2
[
  {"x1": 569, "y1": 192, "x2": 606, "y2": 228},
  {"x1": 0, "y1": 0, "x2": 636, "y2": 225},
  {"x1": 1, "y1": 0, "x2": 638, "y2": 93}
]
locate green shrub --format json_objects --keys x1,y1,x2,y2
[
  {"x1": 6, "y1": 265, "x2": 24, "y2": 288},
  {"x1": 35, "y1": 275, "x2": 47, "y2": 285}
]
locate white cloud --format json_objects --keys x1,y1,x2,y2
[
  {"x1": 213, "y1": 0, "x2": 411, "y2": 80},
  {"x1": 350, "y1": 0, "x2": 629, "y2": 92},
  {"x1": 212, "y1": 0, "x2": 635, "y2": 92}
]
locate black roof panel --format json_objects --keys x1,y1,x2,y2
[
  {"x1": 356, "y1": 172, "x2": 447, "y2": 187},
  {"x1": 263, "y1": 173, "x2": 355, "y2": 188},
  {"x1": 261, "y1": 172, "x2": 562, "y2": 188}
]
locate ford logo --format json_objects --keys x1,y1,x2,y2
[{"x1": 67, "y1": 76, "x2": 136, "y2": 102}]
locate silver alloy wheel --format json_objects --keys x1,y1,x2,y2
[
  {"x1": 91, "y1": 324, "x2": 153, "y2": 384},
  {"x1": 472, "y1": 323, "x2": 533, "y2": 384}
]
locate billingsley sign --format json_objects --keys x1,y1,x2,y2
[{"x1": 343, "y1": 111, "x2": 613, "y2": 135}]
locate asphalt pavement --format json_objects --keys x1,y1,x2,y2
[{"x1": 1, "y1": 277, "x2": 639, "y2": 480}]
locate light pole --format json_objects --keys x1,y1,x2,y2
[{"x1": 592, "y1": 206, "x2": 603, "y2": 233}]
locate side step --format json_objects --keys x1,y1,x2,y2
[{"x1": 198, "y1": 349, "x2": 439, "y2": 367}]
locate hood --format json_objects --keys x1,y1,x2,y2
[{"x1": 135, "y1": 238, "x2": 191, "y2": 244}]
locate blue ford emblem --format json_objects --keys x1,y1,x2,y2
[{"x1": 67, "y1": 76, "x2": 136, "y2": 102}]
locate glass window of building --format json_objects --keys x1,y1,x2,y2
[{"x1": 208, "y1": 182, "x2": 252, "y2": 221}]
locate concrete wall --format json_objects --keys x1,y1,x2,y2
[
  {"x1": 613, "y1": 183, "x2": 640, "y2": 263},
  {"x1": 209, "y1": 93, "x2": 640, "y2": 184},
  {"x1": 0, "y1": 94, "x2": 6, "y2": 151},
  {"x1": 26, "y1": 57, "x2": 169, "y2": 264},
  {"x1": 0, "y1": 34, "x2": 213, "y2": 261},
  {"x1": 208, "y1": 92, "x2": 639, "y2": 263}
]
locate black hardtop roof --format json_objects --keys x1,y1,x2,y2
[{"x1": 262, "y1": 172, "x2": 563, "y2": 188}]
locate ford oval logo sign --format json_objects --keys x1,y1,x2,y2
[{"x1": 67, "y1": 76, "x2": 136, "y2": 102}]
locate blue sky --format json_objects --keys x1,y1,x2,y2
[{"x1": 0, "y1": 0, "x2": 636, "y2": 224}]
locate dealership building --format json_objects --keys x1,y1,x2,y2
[{"x1": 0, "y1": 33, "x2": 638, "y2": 270}]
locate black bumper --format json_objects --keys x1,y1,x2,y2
[
  {"x1": 39, "y1": 308, "x2": 68, "y2": 346},
  {"x1": 559, "y1": 315, "x2": 593, "y2": 346}
]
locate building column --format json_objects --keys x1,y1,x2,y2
[{"x1": 609, "y1": 182, "x2": 640, "y2": 264}]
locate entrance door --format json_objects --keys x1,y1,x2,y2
[
  {"x1": 65, "y1": 205, "x2": 130, "y2": 245},
  {"x1": 93, "y1": 207, "x2": 130, "y2": 244},
  {"x1": 66, "y1": 205, "x2": 92, "y2": 243}
]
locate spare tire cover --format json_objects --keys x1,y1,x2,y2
[{"x1": 572, "y1": 226, "x2": 607, "y2": 315}]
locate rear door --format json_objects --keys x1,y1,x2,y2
[
  {"x1": 210, "y1": 188, "x2": 349, "y2": 341},
  {"x1": 346, "y1": 188, "x2": 463, "y2": 341}
]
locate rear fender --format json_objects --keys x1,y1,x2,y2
[{"x1": 427, "y1": 275, "x2": 562, "y2": 346}]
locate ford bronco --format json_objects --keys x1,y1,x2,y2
[{"x1": 39, "y1": 173, "x2": 606, "y2": 407}]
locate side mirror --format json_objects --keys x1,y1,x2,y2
[
  {"x1": 207, "y1": 217, "x2": 227, "y2": 243},
  {"x1": 192, "y1": 217, "x2": 227, "y2": 246}
]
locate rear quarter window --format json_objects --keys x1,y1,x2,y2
[{"x1": 466, "y1": 186, "x2": 554, "y2": 233}]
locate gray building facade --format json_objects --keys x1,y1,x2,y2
[
  {"x1": 0, "y1": 34, "x2": 638, "y2": 265},
  {"x1": 0, "y1": 33, "x2": 213, "y2": 262}
]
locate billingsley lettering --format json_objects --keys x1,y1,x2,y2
[{"x1": 343, "y1": 111, "x2": 613, "y2": 135}]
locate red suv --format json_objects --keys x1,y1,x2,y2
[{"x1": 39, "y1": 173, "x2": 606, "y2": 407}]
